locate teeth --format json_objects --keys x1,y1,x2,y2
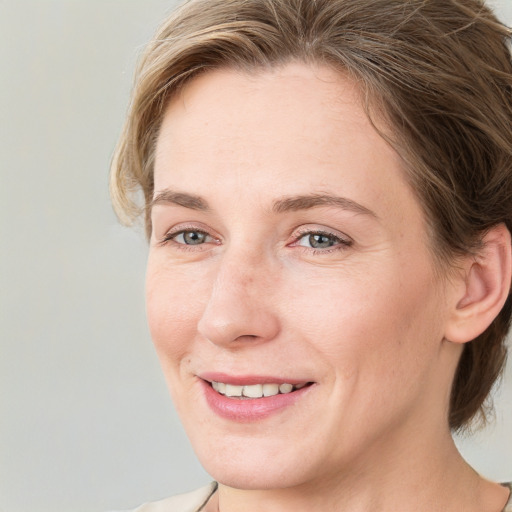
[
  {"x1": 279, "y1": 383, "x2": 293, "y2": 394},
  {"x1": 262, "y1": 383, "x2": 279, "y2": 397},
  {"x1": 224, "y1": 384, "x2": 243, "y2": 397},
  {"x1": 242, "y1": 384, "x2": 263, "y2": 398},
  {"x1": 211, "y1": 381, "x2": 307, "y2": 399},
  {"x1": 212, "y1": 381, "x2": 227, "y2": 393}
]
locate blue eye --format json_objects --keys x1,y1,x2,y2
[
  {"x1": 171, "y1": 230, "x2": 213, "y2": 245},
  {"x1": 299, "y1": 233, "x2": 337, "y2": 249},
  {"x1": 295, "y1": 231, "x2": 351, "y2": 251}
]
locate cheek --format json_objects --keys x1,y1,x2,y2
[
  {"x1": 285, "y1": 259, "x2": 444, "y2": 376},
  {"x1": 145, "y1": 259, "x2": 206, "y2": 367}
]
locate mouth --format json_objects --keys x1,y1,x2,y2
[
  {"x1": 208, "y1": 380, "x2": 312, "y2": 399},
  {"x1": 198, "y1": 373, "x2": 316, "y2": 421}
]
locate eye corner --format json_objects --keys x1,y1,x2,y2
[
  {"x1": 289, "y1": 226, "x2": 353, "y2": 254},
  {"x1": 155, "y1": 225, "x2": 222, "y2": 252}
]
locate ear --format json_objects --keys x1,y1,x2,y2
[{"x1": 444, "y1": 224, "x2": 512, "y2": 344}]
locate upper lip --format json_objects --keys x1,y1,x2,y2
[{"x1": 199, "y1": 372, "x2": 313, "y2": 386}]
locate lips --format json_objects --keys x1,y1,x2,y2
[{"x1": 199, "y1": 373, "x2": 315, "y2": 421}]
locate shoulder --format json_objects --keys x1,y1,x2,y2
[{"x1": 113, "y1": 482, "x2": 218, "y2": 512}]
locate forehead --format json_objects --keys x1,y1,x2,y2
[
  {"x1": 156, "y1": 65, "x2": 394, "y2": 178},
  {"x1": 153, "y1": 63, "x2": 423, "y2": 232}
]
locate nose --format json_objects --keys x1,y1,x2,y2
[{"x1": 197, "y1": 255, "x2": 281, "y2": 347}]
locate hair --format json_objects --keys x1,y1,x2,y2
[{"x1": 110, "y1": 0, "x2": 512, "y2": 431}]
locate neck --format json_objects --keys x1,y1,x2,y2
[{"x1": 210, "y1": 427, "x2": 507, "y2": 512}]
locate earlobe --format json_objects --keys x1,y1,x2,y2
[{"x1": 444, "y1": 224, "x2": 512, "y2": 344}]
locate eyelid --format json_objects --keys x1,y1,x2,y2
[
  {"x1": 154, "y1": 222, "x2": 352, "y2": 253},
  {"x1": 292, "y1": 225, "x2": 352, "y2": 243},
  {"x1": 157, "y1": 222, "x2": 221, "y2": 247},
  {"x1": 289, "y1": 225, "x2": 353, "y2": 252},
  {"x1": 170, "y1": 230, "x2": 213, "y2": 244}
]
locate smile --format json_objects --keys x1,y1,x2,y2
[
  {"x1": 211, "y1": 381, "x2": 308, "y2": 399},
  {"x1": 200, "y1": 376, "x2": 315, "y2": 421}
]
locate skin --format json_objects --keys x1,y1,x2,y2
[{"x1": 146, "y1": 63, "x2": 510, "y2": 512}]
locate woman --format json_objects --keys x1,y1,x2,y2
[{"x1": 110, "y1": 0, "x2": 512, "y2": 510}]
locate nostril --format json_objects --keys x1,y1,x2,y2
[{"x1": 234, "y1": 334, "x2": 258, "y2": 342}]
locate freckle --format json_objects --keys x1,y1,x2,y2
[{"x1": 240, "y1": 274, "x2": 255, "y2": 286}]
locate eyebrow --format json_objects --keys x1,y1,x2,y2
[
  {"x1": 150, "y1": 189, "x2": 376, "y2": 218},
  {"x1": 272, "y1": 193, "x2": 377, "y2": 217},
  {"x1": 150, "y1": 190, "x2": 210, "y2": 211}
]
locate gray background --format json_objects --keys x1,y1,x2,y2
[{"x1": 1, "y1": 1, "x2": 511, "y2": 511}]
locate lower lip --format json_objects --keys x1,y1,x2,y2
[{"x1": 200, "y1": 380, "x2": 313, "y2": 422}]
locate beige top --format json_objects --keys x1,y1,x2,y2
[
  {"x1": 503, "y1": 483, "x2": 512, "y2": 512},
  {"x1": 123, "y1": 481, "x2": 512, "y2": 512},
  {"x1": 124, "y1": 483, "x2": 217, "y2": 512}
]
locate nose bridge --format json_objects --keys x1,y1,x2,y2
[{"x1": 197, "y1": 247, "x2": 280, "y2": 346}]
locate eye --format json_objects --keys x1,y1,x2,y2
[
  {"x1": 292, "y1": 229, "x2": 352, "y2": 252},
  {"x1": 165, "y1": 229, "x2": 214, "y2": 246},
  {"x1": 298, "y1": 233, "x2": 339, "y2": 249}
]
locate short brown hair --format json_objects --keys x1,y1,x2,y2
[{"x1": 110, "y1": 0, "x2": 512, "y2": 430}]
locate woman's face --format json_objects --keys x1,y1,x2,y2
[{"x1": 147, "y1": 63, "x2": 458, "y2": 490}]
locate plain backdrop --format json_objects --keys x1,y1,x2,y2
[{"x1": 1, "y1": 1, "x2": 511, "y2": 511}]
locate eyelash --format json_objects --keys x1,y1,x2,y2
[
  {"x1": 158, "y1": 226, "x2": 352, "y2": 254},
  {"x1": 158, "y1": 226, "x2": 218, "y2": 252},
  {"x1": 291, "y1": 228, "x2": 353, "y2": 255}
]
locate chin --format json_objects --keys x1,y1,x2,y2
[
  {"x1": 206, "y1": 461, "x2": 308, "y2": 491},
  {"x1": 191, "y1": 432, "x2": 317, "y2": 490}
]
